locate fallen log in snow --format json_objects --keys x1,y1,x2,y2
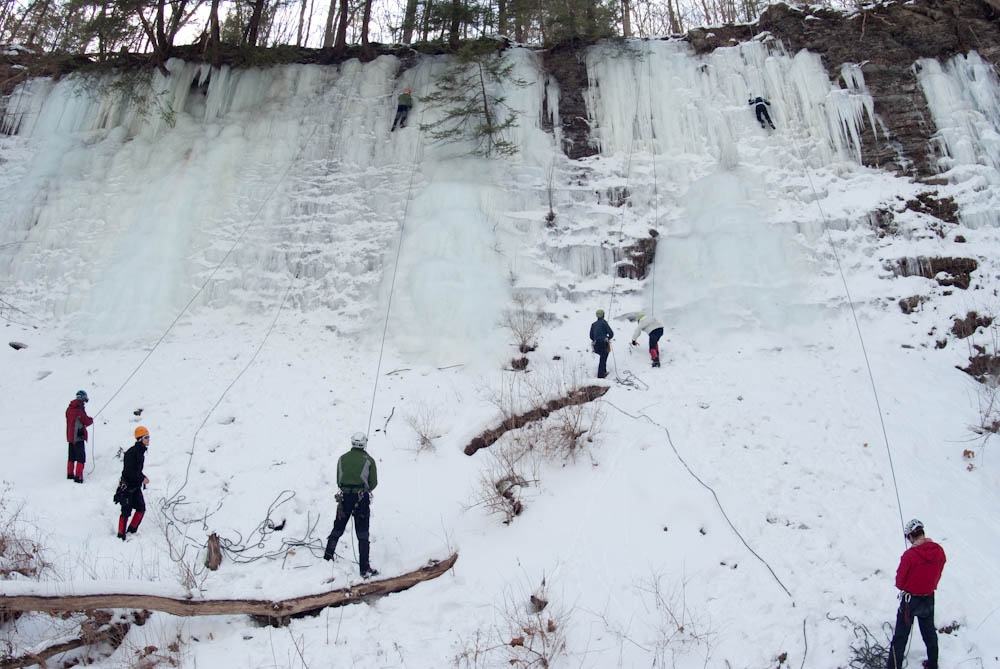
[{"x1": 0, "y1": 553, "x2": 457, "y2": 626}]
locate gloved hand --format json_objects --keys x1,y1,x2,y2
[
  {"x1": 335, "y1": 491, "x2": 344, "y2": 503},
  {"x1": 631, "y1": 340, "x2": 638, "y2": 346}
]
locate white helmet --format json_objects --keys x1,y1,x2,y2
[
  {"x1": 351, "y1": 432, "x2": 368, "y2": 449},
  {"x1": 904, "y1": 518, "x2": 923, "y2": 536}
]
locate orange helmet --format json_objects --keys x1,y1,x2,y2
[{"x1": 134, "y1": 426, "x2": 149, "y2": 439}]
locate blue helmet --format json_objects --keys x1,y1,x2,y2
[{"x1": 76, "y1": 390, "x2": 89, "y2": 402}]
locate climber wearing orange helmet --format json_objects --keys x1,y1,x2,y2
[
  {"x1": 114, "y1": 426, "x2": 151, "y2": 540},
  {"x1": 391, "y1": 87, "x2": 413, "y2": 132}
]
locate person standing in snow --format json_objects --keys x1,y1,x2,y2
[
  {"x1": 391, "y1": 88, "x2": 413, "y2": 131},
  {"x1": 886, "y1": 519, "x2": 946, "y2": 669},
  {"x1": 116, "y1": 426, "x2": 150, "y2": 541},
  {"x1": 589, "y1": 309, "x2": 614, "y2": 379},
  {"x1": 631, "y1": 313, "x2": 664, "y2": 368},
  {"x1": 748, "y1": 96, "x2": 775, "y2": 130},
  {"x1": 65, "y1": 390, "x2": 93, "y2": 483},
  {"x1": 323, "y1": 432, "x2": 379, "y2": 578}
]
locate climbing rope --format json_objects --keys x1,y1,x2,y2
[
  {"x1": 88, "y1": 119, "x2": 324, "y2": 475},
  {"x1": 364, "y1": 103, "x2": 425, "y2": 437},
  {"x1": 645, "y1": 41, "x2": 660, "y2": 314},
  {"x1": 604, "y1": 397, "x2": 810, "y2": 665},
  {"x1": 605, "y1": 51, "x2": 647, "y2": 383},
  {"x1": 788, "y1": 133, "x2": 906, "y2": 542},
  {"x1": 156, "y1": 65, "x2": 366, "y2": 561},
  {"x1": 605, "y1": 399, "x2": 794, "y2": 598}
]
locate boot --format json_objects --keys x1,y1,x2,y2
[
  {"x1": 127, "y1": 511, "x2": 143, "y2": 533},
  {"x1": 359, "y1": 540, "x2": 377, "y2": 577},
  {"x1": 323, "y1": 534, "x2": 339, "y2": 561},
  {"x1": 117, "y1": 515, "x2": 127, "y2": 540},
  {"x1": 67, "y1": 462, "x2": 75, "y2": 480},
  {"x1": 74, "y1": 462, "x2": 84, "y2": 483}
]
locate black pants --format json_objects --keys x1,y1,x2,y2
[
  {"x1": 887, "y1": 594, "x2": 937, "y2": 669},
  {"x1": 648, "y1": 327, "x2": 663, "y2": 356},
  {"x1": 120, "y1": 487, "x2": 146, "y2": 517},
  {"x1": 755, "y1": 105, "x2": 774, "y2": 128},
  {"x1": 68, "y1": 440, "x2": 86, "y2": 463},
  {"x1": 325, "y1": 491, "x2": 372, "y2": 571},
  {"x1": 392, "y1": 105, "x2": 410, "y2": 129},
  {"x1": 593, "y1": 339, "x2": 610, "y2": 378}
]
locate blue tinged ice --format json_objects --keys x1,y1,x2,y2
[{"x1": 916, "y1": 51, "x2": 1000, "y2": 227}]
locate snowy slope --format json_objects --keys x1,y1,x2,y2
[{"x1": 2, "y1": 37, "x2": 999, "y2": 668}]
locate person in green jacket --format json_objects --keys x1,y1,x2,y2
[
  {"x1": 323, "y1": 432, "x2": 379, "y2": 577},
  {"x1": 391, "y1": 88, "x2": 413, "y2": 132}
]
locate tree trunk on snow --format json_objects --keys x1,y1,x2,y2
[
  {"x1": 421, "y1": 0, "x2": 431, "y2": 41},
  {"x1": 322, "y1": 0, "x2": 336, "y2": 46},
  {"x1": 496, "y1": 0, "x2": 507, "y2": 36},
  {"x1": 245, "y1": 0, "x2": 267, "y2": 46},
  {"x1": 332, "y1": 0, "x2": 348, "y2": 55},
  {"x1": 401, "y1": 0, "x2": 418, "y2": 43},
  {"x1": 22, "y1": 0, "x2": 50, "y2": 47},
  {"x1": 0, "y1": 554, "x2": 458, "y2": 626},
  {"x1": 207, "y1": 0, "x2": 221, "y2": 66},
  {"x1": 621, "y1": 0, "x2": 631, "y2": 37},
  {"x1": 296, "y1": 0, "x2": 308, "y2": 45},
  {"x1": 448, "y1": 0, "x2": 461, "y2": 47},
  {"x1": 1, "y1": 621, "x2": 134, "y2": 669},
  {"x1": 360, "y1": 0, "x2": 375, "y2": 60}
]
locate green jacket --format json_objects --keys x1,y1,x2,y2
[
  {"x1": 398, "y1": 92, "x2": 413, "y2": 108},
  {"x1": 337, "y1": 447, "x2": 378, "y2": 491}
]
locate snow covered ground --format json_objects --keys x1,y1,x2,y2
[{"x1": 2, "y1": 37, "x2": 999, "y2": 667}]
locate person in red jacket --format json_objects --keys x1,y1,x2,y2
[
  {"x1": 64, "y1": 390, "x2": 93, "y2": 483},
  {"x1": 886, "y1": 519, "x2": 946, "y2": 669}
]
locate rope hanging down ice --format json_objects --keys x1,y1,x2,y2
[
  {"x1": 157, "y1": 68, "x2": 367, "y2": 561},
  {"x1": 364, "y1": 103, "x2": 425, "y2": 438},
  {"x1": 605, "y1": 52, "x2": 646, "y2": 383},
  {"x1": 788, "y1": 134, "x2": 906, "y2": 543}
]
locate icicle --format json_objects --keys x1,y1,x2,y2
[{"x1": 916, "y1": 51, "x2": 1000, "y2": 228}]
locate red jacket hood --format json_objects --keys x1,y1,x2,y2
[{"x1": 896, "y1": 539, "x2": 946, "y2": 595}]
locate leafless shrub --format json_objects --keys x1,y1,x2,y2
[
  {"x1": 479, "y1": 364, "x2": 605, "y2": 464},
  {"x1": 967, "y1": 321, "x2": 1000, "y2": 454},
  {"x1": 159, "y1": 516, "x2": 209, "y2": 596},
  {"x1": 406, "y1": 401, "x2": 440, "y2": 452},
  {"x1": 0, "y1": 484, "x2": 48, "y2": 582},
  {"x1": 533, "y1": 365, "x2": 605, "y2": 462},
  {"x1": 501, "y1": 293, "x2": 543, "y2": 354},
  {"x1": 454, "y1": 577, "x2": 568, "y2": 668},
  {"x1": 474, "y1": 438, "x2": 538, "y2": 525},
  {"x1": 115, "y1": 618, "x2": 184, "y2": 668},
  {"x1": 636, "y1": 572, "x2": 717, "y2": 665}
]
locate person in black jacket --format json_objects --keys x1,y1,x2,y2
[
  {"x1": 116, "y1": 426, "x2": 150, "y2": 541},
  {"x1": 589, "y1": 309, "x2": 614, "y2": 379},
  {"x1": 748, "y1": 96, "x2": 775, "y2": 130}
]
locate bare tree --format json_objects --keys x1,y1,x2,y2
[
  {"x1": 332, "y1": 0, "x2": 348, "y2": 55},
  {"x1": 360, "y1": 0, "x2": 374, "y2": 59},
  {"x1": 399, "y1": 0, "x2": 418, "y2": 42}
]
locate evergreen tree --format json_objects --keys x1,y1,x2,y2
[{"x1": 420, "y1": 38, "x2": 527, "y2": 157}]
